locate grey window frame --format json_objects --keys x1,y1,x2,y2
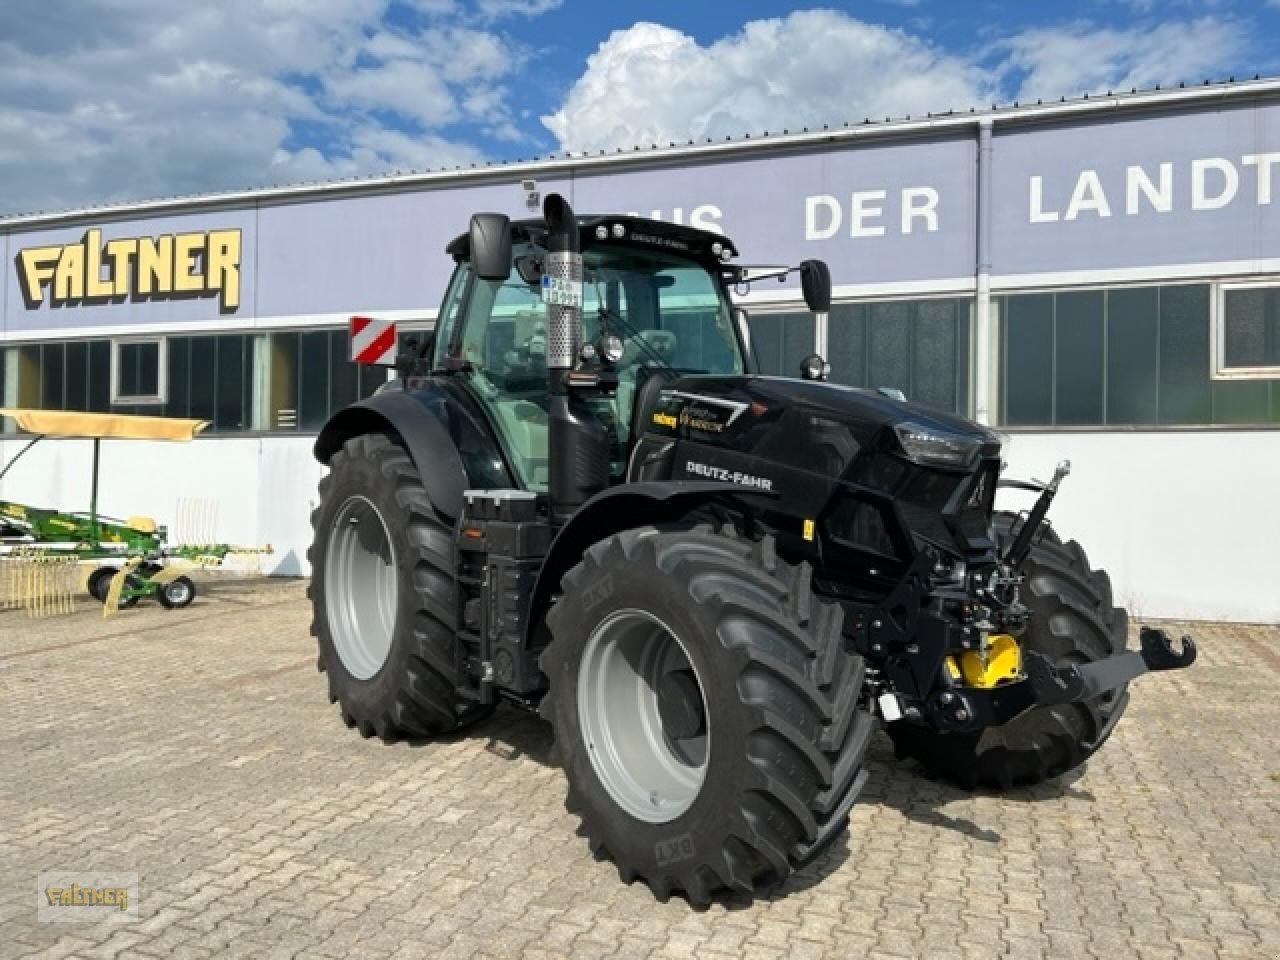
[
  {"x1": 1213, "y1": 278, "x2": 1280, "y2": 380},
  {"x1": 997, "y1": 278, "x2": 1280, "y2": 429},
  {"x1": 110, "y1": 337, "x2": 168, "y2": 405}
]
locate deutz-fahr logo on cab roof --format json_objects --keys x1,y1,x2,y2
[{"x1": 628, "y1": 231, "x2": 691, "y2": 252}]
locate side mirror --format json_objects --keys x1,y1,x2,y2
[
  {"x1": 470, "y1": 213, "x2": 512, "y2": 281},
  {"x1": 800, "y1": 259, "x2": 832, "y2": 313}
]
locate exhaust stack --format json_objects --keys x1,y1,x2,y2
[
  {"x1": 542, "y1": 193, "x2": 584, "y2": 373},
  {"x1": 541, "y1": 193, "x2": 608, "y2": 521}
]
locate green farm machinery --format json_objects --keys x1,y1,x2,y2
[{"x1": 0, "y1": 408, "x2": 260, "y2": 614}]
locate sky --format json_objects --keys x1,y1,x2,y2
[{"x1": 1, "y1": 0, "x2": 1277, "y2": 217}]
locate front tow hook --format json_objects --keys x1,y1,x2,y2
[{"x1": 1025, "y1": 626, "x2": 1197, "y2": 706}]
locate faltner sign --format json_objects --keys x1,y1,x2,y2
[{"x1": 17, "y1": 228, "x2": 242, "y2": 311}]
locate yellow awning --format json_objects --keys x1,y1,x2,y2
[{"x1": 0, "y1": 408, "x2": 209, "y2": 442}]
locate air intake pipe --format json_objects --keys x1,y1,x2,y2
[{"x1": 542, "y1": 193, "x2": 609, "y2": 521}]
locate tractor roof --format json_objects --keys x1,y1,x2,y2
[{"x1": 446, "y1": 214, "x2": 738, "y2": 266}]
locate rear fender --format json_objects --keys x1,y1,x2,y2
[{"x1": 524, "y1": 482, "x2": 776, "y2": 649}]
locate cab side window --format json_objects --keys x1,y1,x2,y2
[{"x1": 432, "y1": 265, "x2": 471, "y2": 369}]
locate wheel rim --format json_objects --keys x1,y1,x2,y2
[
  {"x1": 578, "y1": 609, "x2": 709, "y2": 823},
  {"x1": 325, "y1": 495, "x2": 398, "y2": 681},
  {"x1": 166, "y1": 580, "x2": 192, "y2": 605}
]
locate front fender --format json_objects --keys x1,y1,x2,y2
[{"x1": 524, "y1": 481, "x2": 776, "y2": 649}]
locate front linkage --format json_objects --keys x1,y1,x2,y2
[{"x1": 849, "y1": 460, "x2": 1197, "y2": 737}]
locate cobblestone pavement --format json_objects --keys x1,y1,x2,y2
[{"x1": 2, "y1": 578, "x2": 1277, "y2": 960}]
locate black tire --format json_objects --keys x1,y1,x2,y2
[
  {"x1": 87, "y1": 566, "x2": 116, "y2": 603},
  {"x1": 88, "y1": 566, "x2": 141, "y2": 609},
  {"x1": 542, "y1": 526, "x2": 875, "y2": 905},
  {"x1": 156, "y1": 576, "x2": 196, "y2": 609},
  {"x1": 889, "y1": 511, "x2": 1129, "y2": 789},
  {"x1": 308, "y1": 433, "x2": 490, "y2": 739}
]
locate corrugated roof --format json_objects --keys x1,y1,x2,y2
[{"x1": 2, "y1": 73, "x2": 1278, "y2": 229}]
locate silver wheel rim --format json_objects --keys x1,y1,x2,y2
[
  {"x1": 166, "y1": 580, "x2": 192, "y2": 605},
  {"x1": 578, "y1": 609, "x2": 709, "y2": 823},
  {"x1": 325, "y1": 495, "x2": 398, "y2": 681}
]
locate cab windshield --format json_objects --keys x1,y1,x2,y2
[{"x1": 453, "y1": 242, "x2": 743, "y2": 490}]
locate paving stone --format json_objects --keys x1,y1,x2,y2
[{"x1": 2, "y1": 581, "x2": 1275, "y2": 960}]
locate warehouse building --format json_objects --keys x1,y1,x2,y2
[{"x1": 2, "y1": 78, "x2": 1278, "y2": 620}]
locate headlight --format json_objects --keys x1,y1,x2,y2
[{"x1": 894, "y1": 422, "x2": 982, "y2": 469}]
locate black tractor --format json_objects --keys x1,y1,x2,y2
[{"x1": 308, "y1": 194, "x2": 1194, "y2": 904}]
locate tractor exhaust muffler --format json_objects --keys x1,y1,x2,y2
[{"x1": 542, "y1": 193, "x2": 608, "y2": 522}]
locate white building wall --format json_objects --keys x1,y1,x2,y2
[
  {"x1": 1001, "y1": 431, "x2": 1280, "y2": 623},
  {"x1": 4, "y1": 429, "x2": 1277, "y2": 622},
  {"x1": 0, "y1": 435, "x2": 323, "y2": 577}
]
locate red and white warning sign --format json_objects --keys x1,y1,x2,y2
[{"x1": 349, "y1": 315, "x2": 398, "y2": 366}]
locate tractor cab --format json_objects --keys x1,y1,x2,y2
[
  {"x1": 428, "y1": 216, "x2": 748, "y2": 492},
  {"x1": 400, "y1": 211, "x2": 830, "y2": 506}
]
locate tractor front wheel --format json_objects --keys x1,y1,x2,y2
[
  {"x1": 542, "y1": 526, "x2": 874, "y2": 904},
  {"x1": 888, "y1": 512, "x2": 1129, "y2": 789}
]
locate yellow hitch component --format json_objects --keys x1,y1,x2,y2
[{"x1": 957, "y1": 633, "x2": 1023, "y2": 688}]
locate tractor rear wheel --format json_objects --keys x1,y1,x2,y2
[
  {"x1": 889, "y1": 511, "x2": 1129, "y2": 789},
  {"x1": 542, "y1": 526, "x2": 875, "y2": 904},
  {"x1": 308, "y1": 433, "x2": 490, "y2": 739}
]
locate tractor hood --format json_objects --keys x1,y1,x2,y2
[{"x1": 646, "y1": 374, "x2": 1002, "y2": 470}]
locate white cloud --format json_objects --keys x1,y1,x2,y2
[
  {"x1": 0, "y1": 2, "x2": 1256, "y2": 216},
  {"x1": 0, "y1": 0, "x2": 535, "y2": 214},
  {"x1": 1001, "y1": 17, "x2": 1247, "y2": 101},
  {"x1": 543, "y1": 13, "x2": 997, "y2": 153},
  {"x1": 543, "y1": 11, "x2": 1250, "y2": 154},
  {"x1": 475, "y1": 0, "x2": 563, "y2": 19}
]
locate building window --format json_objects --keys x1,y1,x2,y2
[
  {"x1": 0, "y1": 341, "x2": 111, "y2": 418},
  {"x1": 0, "y1": 325, "x2": 406, "y2": 436},
  {"x1": 1215, "y1": 282, "x2": 1280, "y2": 378},
  {"x1": 152, "y1": 333, "x2": 252, "y2": 430},
  {"x1": 747, "y1": 310, "x2": 817, "y2": 379},
  {"x1": 828, "y1": 298, "x2": 971, "y2": 415},
  {"x1": 261, "y1": 328, "x2": 391, "y2": 432},
  {"x1": 111, "y1": 338, "x2": 167, "y2": 405},
  {"x1": 999, "y1": 283, "x2": 1280, "y2": 427}
]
